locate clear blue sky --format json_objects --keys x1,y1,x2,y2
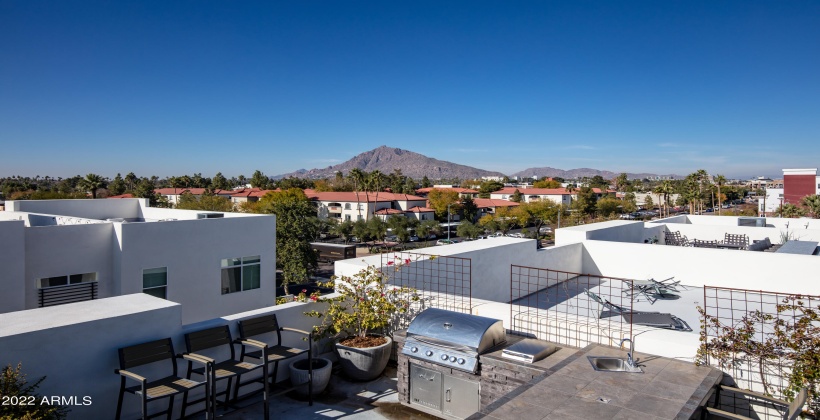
[{"x1": 2, "y1": 1, "x2": 819, "y2": 179}]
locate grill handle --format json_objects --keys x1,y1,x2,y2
[{"x1": 446, "y1": 388, "x2": 451, "y2": 402}]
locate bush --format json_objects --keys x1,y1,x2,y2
[{"x1": 0, "y1": 363, "x2": 68, "y2": 420}]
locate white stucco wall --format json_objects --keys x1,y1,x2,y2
[
  {"x1": 24, "y1": 223, "x2": 115, "y2": 310},
  {"x1": 116, "y1": 215, "x2": 277, "y2": 324},
  {"x1": 580, "y1": 240, "x2": 820, "y2": 295},
  {"x1": 0, "y1": 220, "x2": 26, "y2": 313},
  {"x1": 6, "y1": 199, "x2": 143, "y2": 220},
  {"x1": 0, "y1": 295, "x2": 184, "y2": 420},
  {"x1": 334, "y1": 239, "x2": 584, "y2": 303},
  {"x1": 555, "y1": 220, "x2": 664, "y2": 246}
]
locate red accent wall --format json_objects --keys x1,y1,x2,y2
[{"x1": 783, "y1": 175, "x2": 815, "y2": 204}]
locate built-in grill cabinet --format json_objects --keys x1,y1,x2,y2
[{"x1": 410, "y1": 364, "x2": 480, "y2": 419}]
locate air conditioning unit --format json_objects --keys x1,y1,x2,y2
[
  {"x1": 738, "y1": 217, "x2": 766, "y2": 227},
  {"x1": 196, "y1": 213, "x2": 224, "y2": 219}
]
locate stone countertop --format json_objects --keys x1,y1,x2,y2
[{"x1": 477, "y1": 343, "x2": 723, "y2": 420}]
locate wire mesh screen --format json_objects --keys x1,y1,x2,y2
[
  {"x1": 509, "y1": 266, "x2": 634, "y2": 348},
  {"x1": 380, "y1": 251, "x2": 471, "y2": 330},
  {"x1": 700, "y1": 286, "x2": 819, "y2": 418}
]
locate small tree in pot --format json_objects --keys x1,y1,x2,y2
[{"x1": 306, "y1": 257, "x2": 421, "y2": 380}]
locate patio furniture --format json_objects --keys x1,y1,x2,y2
[
  {"x1": 181, "y1": 325, "x2": 267, "y2": 417},
  {"x1": 585, "y1": 289, "x2": 692, "y2": 331},
  {"x1": 665, "y1": 231, "x2": 690, "y2": 246},
  {"x1": 693, "y1": 239, "x2": 719, "y2": 248},
  {"x1": 237, "y1": 314, "x2": 314, "y2": 405},
  {"x1": 624, "y1": 277, "x2": 681, "y2": 303},
  {"x1": 115, "y1": 337, "x2": 212, "y2": 420},
  {"x1": 748, "y1": 237, "x2": 772, "y2": 252},
  {"x1": 705, "y1": 384, "x2": 807, "y2": 420},
  {"x1": 723, "y1": 233, "x2": 748, "y2": 250}
]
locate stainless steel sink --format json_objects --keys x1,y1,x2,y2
[{"x1": 588, "y1": 356, "x2": 643, "y2": 373}]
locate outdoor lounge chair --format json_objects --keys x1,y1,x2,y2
[
  {"x1": 237, "y1": 314, "x2": 313, "y2": 405},
  {"x1": 585, "y1": 289, "x2": 692, "y2": 331},
  {"x1": 723, "y1": 233, "x2": 749, "y2": 250},
  {"x1": 705, "y1": 384, "x2": 807, "y2": 420},
  {"x1": 181, "y1": 325, "x2": 267, "y2": 417},
  {"x1": 115, "y1": 337, "x2": 212, "y2": 420},
  {"x1": 665, "y1": 231, "x2": 690, "y2": 246},
  {"x1": 624, "y1": 277, "x2": 682, "y2": 303}
]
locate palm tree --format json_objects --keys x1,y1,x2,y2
[
  {"x1": 349, "y1": 168, "x2": 366, "y2": 219},
  {"x1": 800, "y1": 194, "x2": 820, "y2": 219},
  {"x1": 368, "y1": 170, "x2": 384, "y2": 218},
  {"x1": 78, "y1": 173, "x2": 107, "y2": 199},
  {"x1": 714, "y1": 175, "x2": 726, "y2": 215},
  {"x1": 694, "y1": 170, "x2": 709, "y2": 214}
]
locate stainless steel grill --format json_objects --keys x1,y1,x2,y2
[{"x1": 401, "y1": 308, "x2": 506, "y2": 373}]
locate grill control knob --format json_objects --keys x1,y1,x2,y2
[
  {"x1": 449, "y1": 356, "x2": 457, "y2": 362},
  {"x1": 440, "y1": 354, "x2": 448, "y2": 361},
  {"x1": 425, "y1": 350, "x2": 433, "y2": 357},
  {"x1": 457, "y1": 358, "x2": 466, "y2": 365},
  {"x1": 410, "y1": 347, "x2": 418, "y2": 353}
]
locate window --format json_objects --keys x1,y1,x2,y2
[
  {"x1": 38, "y1": 272, "x2": 97, "y2": 288},
  {"x1": 143, "y1": 267, "x2": 167, "y2": 299},
  {"x1": 344, "y1": 203, "x2": 351, "y2": 210},
  {"x1": 221, "y1": 256, "x2": 260, "y2": 294},
  {"x1": 345, "y1": 215, "x2": 351, "y2": 221}
]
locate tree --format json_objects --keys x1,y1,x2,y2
[
  {"x1": 77, "y1": 173, "x2": 107, "y2": 199},
  {"x1": 533, "y1": 179, "x2": 561, "y2": 189},
  {"x1": 108, "y1": 173, "x2": 126, "y2": 196},
  {"x1": 330, "y1": 220, "x2": 354, "y2": 243},
  {"x1": 352, "y1": 219, "x2": 370, "y2": 243},
  {"x1": 456, "y1": 220, "x2": 483, "y2": 239},
  {"x1": 427, "y1": 189, "x2": 461, "y2": 220},
  {"x1": 212, "y1": 172, "x2": 230, "y2": 190},
  {"x1": 249, "y1": 170, "x2": 270, "y2": 189},
  {"x1": 776, "y1": 203, "x2": 805, "y2": 218},
  {"x1": 623, "y1": 192, "x2": 638, "y2": 213},
  {"x1": 367, "y1": 216, "x2": 388, "y2": 242},
  {"x1": 588, "y1": 175, "x2": 609, "y2": 190},
  {"x1": 713, "y1": 175, "x2": 726, "y2": 215},
  {"x1": 614, "y1": 173, "x2": 629, "y2": 197},
  {"x1": 643, "y1": 195, "x2": 654, "y2": 210},
  {"x1": 349, "y1": 168, "x2": 366, "y2": 220},
  {"x1": 573, "y1": 186, "x2": 598, "y2": 216},
  {"x1": 124, "y1": 172, "x2": 137, "y2": 191},
  {"x1": 367, "y1": 170, "x2": 385, "y2": 218},
  {"x1": 0, "y1": 363, "x2": 68, "y2": 419},
  {"x1": 386, "y1": 216, "x2": 411, "y2": 243},
  {"x1": 421, "y1": 176, "x2": 432, "y2": 188},
  {"x1": 478, "y1": 180, "x2": 504, "y2": 198},
  {"x1": 176, "y1": 192, "x2": 234, "y2": 212},
  {"x1": 460, "y1": 197, "x2": 479, "y2": 223},
  {"x1": 415, "y1": 219, "x2": 440, "y2": 245},
  {"x1": 479, "y1": 207, "x2": 516, "y2": 234},
  {"x1": 514, "y1": 199, "x2": 560, "y2": 237},
  {"x1": 800, "y1": 195, "x2": 820, "y2": 219},
  {"x1": 510, "y1": 189, "x2": 523, "y2": 203},
  {"x1": 258, "y1": 188, "x2": 318, "y2": 294}
]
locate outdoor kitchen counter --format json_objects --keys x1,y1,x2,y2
[{"x1": 476, "y1": 343, "x2": 724, "y2": 420}]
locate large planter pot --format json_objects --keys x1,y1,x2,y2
[
  {"x1": 335, "y1": 336, "x2": 392, "y2": 381},
  {"x1": 289, "y1": 357, "x2": 332, "y2": 396}
]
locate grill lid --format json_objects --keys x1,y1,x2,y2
[{"x1": 406, "y1": 308, "x2": 505, "y2": 353}]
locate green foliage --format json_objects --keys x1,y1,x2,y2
[
  {"x1": 250, "y1": 170, "x2": 271, "y2": 189},
  {"x1": 77, "y1": 173, "x2": 107, "y2": 199},
  {"x1": 352, "y1": 219, "x2": 370, "y2": 243},
  {"x1": 573, "y1": 186, "x2": 598, "y2": 216},
  {"x1": 596, "y1": 197, "x2": 621, "y2": 217},
  {"x1": 460, "y1": 197, "x2": 479, "y2": 223},
  {"x1": 801, "y1": 195, "x2": 820, "y2": 219},
  {"x1": 386, "y1": 216, "x2": 413, "y2": 243},
  {"x1": 0, "y1": 363, "x2": 68, "y2": 420},
  {"x1": 331, "y1": 220, "x2": 355, "y2": 243},
  {"x1": 622, "y1": 192, "x2": 638, "y2": 213},
  {"x1": 259, "y1": 188, "x2": 318, "y2": 293},
  {"x1": 777, "y1": 203, "x2": 805, "y2": 218},
  {"x1": 134, "y1": 178, "x2": 163, "y2": 207},
  {"x1": 513, "y1": 199, "x2": 560, "y2": 235},
  {"x1": 306, "y1": 261, "x2": 421, "y2": 340},
  {"x1": 415, "y1": 219, "x2": 440, "y2": 243},
  {"x1": 478, "y1": 206, "x2": 516, "y2": 234},
  {"x1": 108, "y1": 173, "x2": 126, "y2": 196},
  {"x1": 367, "y1": 217, "x2": 388, "y2": 241},
  {"x1": 696, "y1": 296, "x2": 819, "y2": 413},
  {"x1": 211, "y1": 172, "x2": 230, "y2": 190},
  {"x1": 588, "y1": 175, "x2": 609, "y2": 190},
  {"x1": 456, "y1": 220, "x2": 483, "y2": 239},
  {"x1": 175, "y1": 192, "x2": 234, "y2": 212},
  {"x1": 533, "y1": 179, "x2": 561, "y2": 189},
  {"x1": 427, "y1": 189, "x2": 461, "y2": 219},
  {"x1": 510, "y1": 189, "x2": 523, "y2": 203},
  {"x1": 421, "y1": 176, "x2": 431, "y2": 188},
  {"x1": 643, "y1": 195, "x2": 654, "y2": 209},
  {"x1": 477, "y1": 180, "x2": 504, "y2": 198}
]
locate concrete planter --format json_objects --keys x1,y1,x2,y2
[
  {"x1": 289, "y1": 357, "x2": 332, "y2": 396},
  {"x1": 335, "y1": 336, "x2": 392, "y2": 381}
]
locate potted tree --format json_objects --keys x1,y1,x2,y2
[{"x1": 306, "y1": 258, "x2": 420, "y2": 381}]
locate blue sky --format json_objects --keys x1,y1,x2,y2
[{"x1": 2, "y1": 1, "x2": 819, "y2": 179}]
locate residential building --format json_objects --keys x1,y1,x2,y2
[
  {"x1": 758, "y1": 168, "x2": 819, "y2": 215},
  {"x1": 0, "y1": 199, "x2": 277, "y2": 324},
  {"x1": 154, "y1": 187, "x2": 234, "y2": 206},
  {"x1": 490, "y1": 187, "x2": 572, "y2": 205},
  {"x1": 313, "y1": 191, "x2": 429, "y2": 222},
  {"x1": 414, "y1": 186, "x2": 479, "y2": 199},
  {"x1": 473, "y1": 198, "x2": 520, "y2": 219}
]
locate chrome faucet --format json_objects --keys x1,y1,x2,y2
[{"x1": 620, "y1": 338, "x2": 636, "y2": 368}]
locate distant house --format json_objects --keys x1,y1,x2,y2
[
  {"x1": 491, "y1": 187, "x2": 572, "y2": 206},
  {"x1": 314, "y1": 191, "x2": 428, "y2": 222},
  {"x1": 415, "y1": 187, "x2": 479, "y2": 199},
  {"x1": 154, "y1": 188, "x2": 234, "y2": 206},
  {"x1": 474, "y1": 198, "x2": 520, "y2": 219}
]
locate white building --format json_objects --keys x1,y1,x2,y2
[
  {"x1": 314, "y1": 191, "x2": 431, "y2": 222},
  {"x1": 0, "y1": 199, "x2": 277, "y2": 324},
  {"x1": 490, "y1": 187, "x2": 573, "y2": 205}
]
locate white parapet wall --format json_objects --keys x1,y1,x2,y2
[
  {"x1": 555, "y1": 220, "x2": 665, "y2": 246},
  {"x1": 0, "y1": 293, "x2": 332, "y2": 420},
  {"x1": 0, "y1": 219, "x2": 26, "y2": 313},
  {"x1": 334, "y1": 238, "x2": 584, "y2": 303}
]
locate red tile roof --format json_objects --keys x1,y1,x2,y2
[
  {"x1": 314, "y1": 191, "x2": 426, "y2": 203},
  {"x1": 415, "y1": 187, "x2": 479, "y2": 194},
  {"x1": 494, "y1": 187, "x2": 570, "y2": 195},
  {"x1": 374, "y1": 208, "x2": 404, "y2": 215},
  {"x1": 473, "y1": 199, "x2": 521, "y2": 208},
  {"x1": 107, "y1": 193, "x2": 135, "y2": 199},
  {"x1": 407, "y1": 206, "x2": 435, "y2": 213},
  {"x1": 155, "y1": 188, "x2": 233, "y2": 196}
]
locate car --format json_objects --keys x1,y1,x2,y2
[
  {"x1": 386, "y1": 235, "x2": 398, "y2": 242},
  {"x1": 491, "y1": 232, "x2": 505, "y2": 237},
  {"x1": 509, "y1": 233, "x2": 525, "y2": 238},
  {"x1": 408, "y1": 235, "x2": 419, "y2": 242},
  {"x1": 436, "y1": 239, "x2": 457, "y2": 245},
  {"x1": 539, "y1": 226, "x2": 553, "y2": 234},
  {"x1": 477, "y1": 235, "x2": 488, "y2": 239}
]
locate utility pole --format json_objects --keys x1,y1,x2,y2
[{"x1": 447, "y1": 203, "x2": 451, "y2": 241}]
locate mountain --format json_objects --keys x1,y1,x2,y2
[
  {"x1": 276, "y1": 146, "x2": 506, "y2": 180},
  {"x1": 510, "y1": 167, "x2": 680, "y2": 180}
]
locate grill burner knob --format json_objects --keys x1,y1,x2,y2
[
  {"x1": 457, "y1": 358, "x2": 465, "y2": 365},
  {"x1": 425, "y1": 350, "x2": 433, "y2": 357},
  {"x1": 449, "y1": 356, "x2": 457, "y2": 362},
  {"x1": 410, "y1": 347, "x2": 418, "y2": 353},
  {"x1": 440, "y1": 354, "x2": 448, "y2": 361}
]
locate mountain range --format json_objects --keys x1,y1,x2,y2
[{"x1": 276, "y1": 146, "x2": 678, "y2": 181}]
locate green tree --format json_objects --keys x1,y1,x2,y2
[
  {"x1": 367, "y1": 216, "x2": 388, "y2": 242},
  {"x1": 331, "y1": 220, "x2": 355, "y2": 243},
  {"x1": 614, "y1": 173, "x2": 629, "y2": 197},
  {"x1": 212, "y1": 172, "x2": 230, "y2": 190},
  {"x1": 456, "y1": 220, "x2": 482, "y2": 239},
  {"x1": 386, "y1": 215, "x2": 411, "y2": 243},
  {"x1": 588, "y1": 175, "x2": 609, "y2": 190},
  {"x1": 776, "y1": 203, "x2": 805, "y2": 218},
  {"x1": 596, "y1": 197, "x2": 621, "y2": 218},
  {"x1": 421, "y1": 176, "x2": 432, "y2": 188},
  {"x1": 514, "y1": 199, "x2": 560, "y2": 237},
  {"x1": 478, "y1": 180, "x2": 504, "y2": 198},
  {"x1": 573, "y1": 186, "x2": 598, "y2": 216},
  {"x1": 623, "y1": 192, "x2": 638, "y2": 213},
  {"x1": 643, "y1": 195, "x2": 654, "y2": 210},
  {"x1": 352, "y1": 219, "x2": 370, "y2": 243},
  {"x1": 713, "y1": 175, "x2": 727, "y2": 215},
  {"x1": 108, "y1": 173, "x2": 126, "y2": 196},
  {"x1": 801, "y1": 194, "x2": 820, "y2": 218},
  {"x1": 349, "y1": 168, "x2": 367, "y2": 220},
  {"x1": 533, "y1": 179, "x2": 561, "y2": 189},
  {"x1": 428, "y1": 189, "x2": 461, "y2": 220},
  {"x1": 510, "y1": 189, "x2": 523, "y2": 203},
  {"x1": 134, "y1": 178, "x2": 161, "y2": 206},
  {"x1": 259, "y1": 188, "x2": 318, "y2": 294},
  {"x1": 250, "y1": 170, "x2": 270, "y2": 189},
  {"x1": 77, "y1": 173, "x2": 107, "y2": 199},
  {"x1": 460, "y1": 197, "x2": 479, "y2": 223},
  {"x1": 175, "y1": 192, "x2": 234, "y2": 212},
  {"x1": 415, "y1": 219, "x2": 440, "y2": 245}
]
